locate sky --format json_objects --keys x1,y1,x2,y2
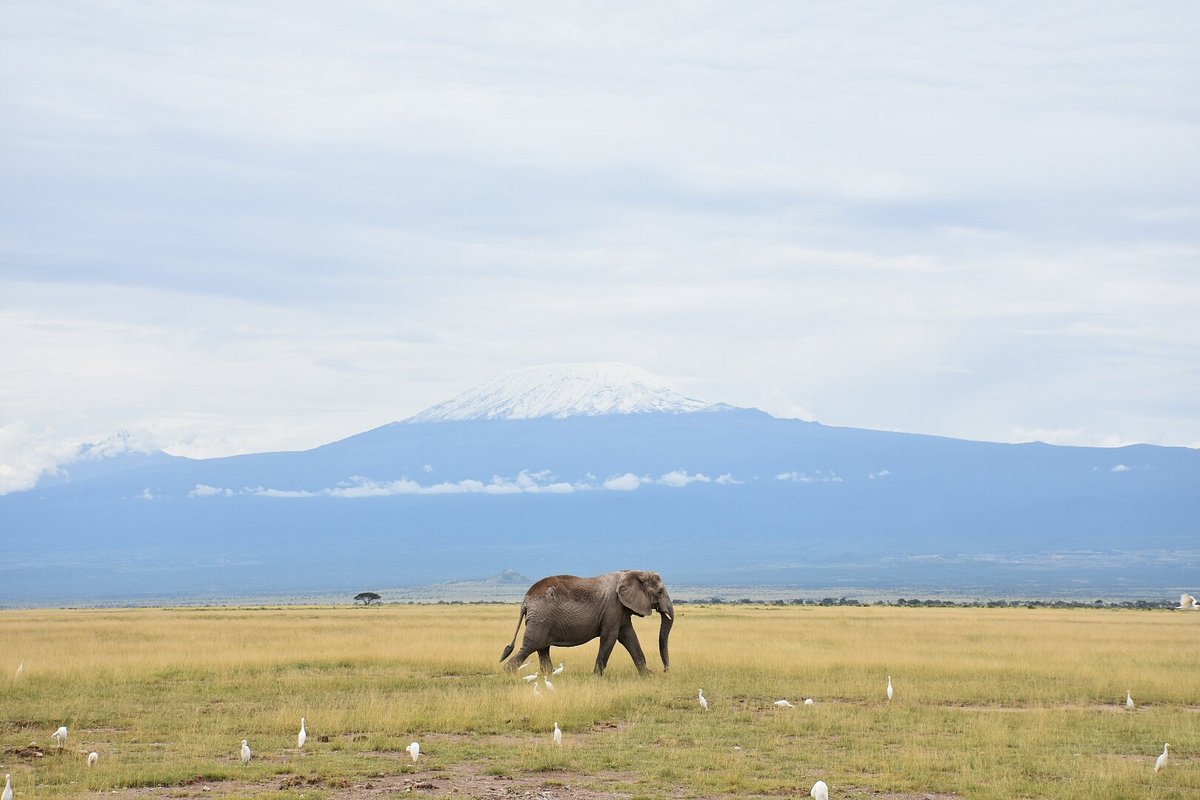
[{"x1": 2, "y1": 1, "x2": 1199, "y2": 493}]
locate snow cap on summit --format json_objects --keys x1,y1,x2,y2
[{"x1": 407, "y1": 363, "x2": 716, "y2": 422}]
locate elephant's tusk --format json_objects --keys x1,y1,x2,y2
[{"x1": 662, "y1": 611, "x2": 672, "y2": 621}]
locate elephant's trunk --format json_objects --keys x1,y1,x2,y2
[{"x1": 657, "y1": 597, "x2": 674, "y2": 672}]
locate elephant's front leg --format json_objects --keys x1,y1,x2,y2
[
  {"x1": 617, "y1": 620, "x2": 650, "y2": 675},
  {"x1": 594, "y1": 632, "x2": 619, "y2": 675}
]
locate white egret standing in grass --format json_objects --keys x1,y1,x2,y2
[
  {"x1": 698, "y1": 689, "x2": 708, "y2": 711},
  {"x1": 810, "y1": 779, "x2": 829, "y2": 800},
  {"x1": 543, "y1": 676, "x2": 555, "y2": 692},
  {"x1": 518, "y1": 663, "x2": 533, "y2": 672},
  {"x1": 522, "y1": 672, "x2": 539, "y2": 682},
  {"x1": 552, "y1": 722, "x2": 562, "y2": 746},
  {"x1": 552, "y1": 662, "x2": 564, "y2": 675},
  {"x1": 804, "y1": 698, "x2": 815, "y2": 706},
  {"x1": 886, "y1": 676, "x2": 894, "y2": 701},
  {"x1": 1177, "y1": 594, "x2": 1197, "y2": 610},
  {"x1": 298, "y1": 718, "x2": 307, "y2": 749},
  {"x1": 240, "y1": 740, "x2": 251, "y2": 764},
  {"x1": 406, "y1": 741, "x2": 420, "y2": 762},
  {"x1": 14, "y1": 661, "x2": 23, "y2": 678},
  {"x1": 3, "y1": 773, "x2": 12, "y2": 800},
  {"x1": 51, "y1": 726, "x2": 68, "y2": 749},
  {"x1": 533, "y1": 682, "x2": 542, "y2": 697},
  {"x1": 1155, "y1": 743, "x2": 1169, "y2": 772},
  {"x1": 774, "y1": 700, "x2": 794, "y2": 708},
  {"x1": 1126, "y1": 690, "x2": 1134, "y2": 710},
  {"x1": 87, "y1": 752, "x2": 98, "y2": 767}
]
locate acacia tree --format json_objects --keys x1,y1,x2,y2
[{"x1": 354, "y1": 591, "x2": 382, "y2": 605}]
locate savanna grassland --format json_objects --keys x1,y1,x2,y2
[{"x1": 1, "y1": 604, "x2": 1196, "y2": 800}]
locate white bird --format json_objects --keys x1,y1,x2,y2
[
  {"x1": 1126, "y1": 690, "x2": 1134, "y2": 711},
  {"x1": 774, "y1": 699, "x2": 794, "y2": 708},
  {"x1": 804, "y1": 698, "x2": 815, "y2": 706},
  {"x1": 698, "y1": 689, "x2": 709, "y2": 711},
  {"x1": 298, "y1": 717, "x2": 307, "y2": 749},
  {"x1": 552, "y1": 662, "x2": 564, "y2": 675},
  {"x1": 1177, "y1": 593, "x2": 1197, "y2": 610},
  {"x1": 886, "y1": 676, "x2": 894, "y2": 701},
  {"x1": 405, "y1": 741, "x2": 420, "y2": 762},
  {"x1": 522, "y1": 672, "x2": 540, "y2": 682},
  {"x1": 533, "y1": 682, "x2": 542, "y2": 696},
  {"x1": 810, "y1": 779, "x2": 829, "y2": 800},
  {"x1": 518, "y1": 663, "x2": 533, "y2": 672},
  {"x1": 240, "y1": 740, "x2": 251, "y2": 764},
  {"x1": 552, "y1": 721, "x2": 562, "y2": 746},
  {"x1": 543, "y1": 676, "x2": 555, "y2": 691},
  {"x1": 87, "y1": 752, "x2": 99, "y2": 767},
  {"x1": 1155, "y1": 742, "x2": 1170, "y2": 772},
  {"x1": 14, "y1": 660, "x2": 23, "y2": 678},
  {"x1": 3, "y1": 773, "x2": 12, "y2": 800},
  {"x1": 51, "y1": 726, "x2": 68, "y2": 749}
]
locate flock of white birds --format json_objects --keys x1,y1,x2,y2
[
  {"x1": 6, "y1": 599, "x2": 1195, "y2": 800},
  {"x1": 697, "y1": 663, "x2": 1181, "y2": 799}
]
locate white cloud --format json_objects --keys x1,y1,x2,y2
[
  {"x1": 0, "y1": 422, "x2": 77, "y2": 494},
  {"x1": 603, "y1": 473, "x2": 644, "y2": 492},
  {"x1": 1110, "y1": 464, "x2": 1132, "y2": 473},
  {"x1": 715, "y1": 473, "x2": 743, "y2": 485},
  {"x1": 869, "y1": 470, "x2": 891, "y2": 480},
  {"x1": 190, "y1": 484, "x2": 231, "y2": 497},
  {"x1": 657, "y1": 470, "x2": 710, "y2": 488}
]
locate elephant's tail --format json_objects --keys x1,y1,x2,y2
[{"x1": 499, "y1": 602, "x2": 527, "y2": 662}]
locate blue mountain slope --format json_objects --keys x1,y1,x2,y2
[{"x1": 1, "y1": 410, "x2": 1197, "y2": 604}]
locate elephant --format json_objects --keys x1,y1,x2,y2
[{"x1": 500, "y1": 570, "x2": 674, "y2": 676}]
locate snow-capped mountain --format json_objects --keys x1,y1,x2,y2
[{"x1": 407, "y1": 363, "x2": 716, "y2": 422}]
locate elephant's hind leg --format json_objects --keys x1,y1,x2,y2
[
  {"x1": 537, "y1": 648, "x2": 553, "y2": 675},
  {"x1": 594, "y1": 633, "x2": 619, "y2": 675},
  {"x1": 503, "y1": 644, "x2": 535, "y2": 672}
]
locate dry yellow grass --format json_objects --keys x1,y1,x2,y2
[{"x1": 1, "y1": 604, "x2": 1196, "y2": 799}]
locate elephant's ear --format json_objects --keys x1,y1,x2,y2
[{"x1": 617, "y1": 571, "x2": 653, "y2": 617}]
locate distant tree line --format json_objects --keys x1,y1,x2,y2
[{"x1": 682, "y1": 597, "x2": 1180, "y2": 609}]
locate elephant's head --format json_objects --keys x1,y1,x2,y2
[{"x1": 617, "y1": 570, "x2": 674, "y2": 672}]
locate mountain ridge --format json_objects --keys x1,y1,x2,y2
[{"x1": 2, "y1": 366, "x2": 1196, "y2": 605}]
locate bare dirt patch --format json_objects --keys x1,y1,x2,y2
[
  {"x1": 100, "y1": 764, "x2": 965, "y2": 800},
  {"x1": 4, "y1": 742, "x2": 47, "y2": 760}
]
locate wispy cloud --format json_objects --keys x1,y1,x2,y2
[
  {"x1": 777, "y1": 470, "x2": 843, "y2": 484},
  {"x1": 192, "y1": 468, "x2": 745, "y2": 499}
]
